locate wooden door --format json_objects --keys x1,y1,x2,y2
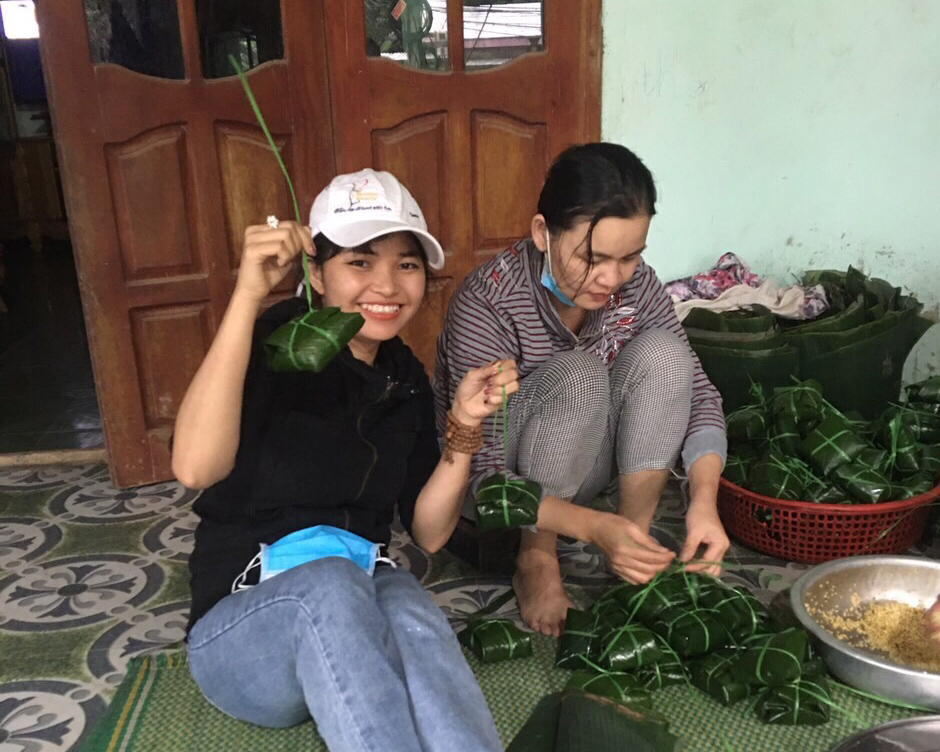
[
  {"x1": 36, "y1": 1, "x2": 335, "y2": 487},
  {"x1": 322, "y1": 0, "x2": 601, "y2": 368}
]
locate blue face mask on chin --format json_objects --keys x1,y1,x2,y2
[
  {"x1": 232, "y1": 525, "x2": 395, "y2": 593},
  {"x1": 540, "y1": 233, "x2": 576, "y2": 307}
]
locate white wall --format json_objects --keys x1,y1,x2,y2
[{"x1": 601, "y1": 0, "x2": 940, "y2": 380}]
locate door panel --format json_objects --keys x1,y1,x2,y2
[
  {"x1": 106, "y1": 126, "x2": 200, "y2": 279},
  {"x1": 38, "y1": 0, "x2": 335, "y2": 487},
  {"x1": 131, "y1": 303, "x2": 213, "y2": 426},
  {"x1": 470, "y1": 111, "x2": 546, "y2": 251},
  {"x1": 216, "y1": 123, "x2": 295, "y2": 272}
]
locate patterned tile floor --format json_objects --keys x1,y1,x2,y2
[{"x1": 0, "y1": 464, "x2": 937, "y2": 752}]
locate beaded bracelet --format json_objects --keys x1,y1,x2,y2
[{"x1": 443, "y1": 410, "x2": 483, "y2": 463}]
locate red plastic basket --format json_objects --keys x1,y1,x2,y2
[{"x1": 717, "y1": 477, "x2": 940, "y2": 564}]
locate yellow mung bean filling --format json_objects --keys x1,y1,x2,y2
[{"x1": 808, "y1": 599, "x2": 940, "y2": 673}]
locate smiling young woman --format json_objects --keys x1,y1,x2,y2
[
  {"x1": 171, "y1": 169, "x2": 517, "y2": 752},
  {"x1": 434, "y1": 143, "x2": 730, "y2": 638}
]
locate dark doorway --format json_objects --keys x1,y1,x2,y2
[{"x1": 0, "y1": 1, "x2": 103, "y2": 452}]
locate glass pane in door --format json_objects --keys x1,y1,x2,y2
[
  {"x1": 364, "y1": 0, "x2": 449, "y2": 71},
  {"x1": 196, "y1": 0, "x2": 284, "y2": 79},
  {"x1": 84, "y1": 0, "x2": 185, "y2": 79},
  {"x1": 463, "y1": 0, "x2": 543, "y2": 71}
]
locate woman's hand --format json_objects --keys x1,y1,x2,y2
[
  {"x1": 451, "y1": 359, "x2": 519, "y2": 427},
  {"x1": 234, "y1": 221, "x2": 313, "y2": 303},
  {"x1": 590, "y1": 513, "x2": 676, "y2": 584},
  {"x1": 680, "y1": 503, "x2": 730, "y2": 577}
]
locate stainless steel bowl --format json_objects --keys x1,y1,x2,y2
[
  {"x1": 828, "y1": 716, "x2": 940, "y2": 751},
  {"x1": 791, "y1": 555, "x2": 940, "y2": 710}
]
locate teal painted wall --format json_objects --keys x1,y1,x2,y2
[{"x1": 601, "y1": 0, "x2": 940, "y2": 381}]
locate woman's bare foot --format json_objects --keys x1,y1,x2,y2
[{"x1": 512, "y1": 544, "x2": 572, "y2": 637}]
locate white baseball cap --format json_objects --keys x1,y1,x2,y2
[{"x1": 309, "y1": 169, "x2": 445, "y2": 270}]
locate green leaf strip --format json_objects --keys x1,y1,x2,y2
[{"x1": 228, "y1": 54, "x2": 312, "y2": 311}]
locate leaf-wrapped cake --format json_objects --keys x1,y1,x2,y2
[
  {"x1": 459, "y1": 617, "x2": 533, "y2": 663},
  {"x1": 474, "y1": 473, "x2": 541, "y2": 531},
  {"x1": 265, "y1": 307, "x2": 364, "y2": 372}
]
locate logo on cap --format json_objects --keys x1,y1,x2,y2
[{"x1": 348, "y1": 179, "x2": 380, "y2": 208}]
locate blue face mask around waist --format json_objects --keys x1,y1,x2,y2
[
  {"x1": 540, "y1": 233, "x2": 575, "y2": 307},
  {"x1": 232, "y1": 524, "x2": 395, "y2": 593}
]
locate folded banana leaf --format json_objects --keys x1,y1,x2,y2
[
  {"x1": 799, "y1": 415, "x2": 867, "y2": 476},
  {"x1": 770, "y1": 413, "x2": 802, "y2": 454},
  {"x1": 855, "y1": 447, "x2": 888, "y2": 472},
  {"x1": 688, "y1": 341, "x2": 802, "y2": 414},
  {"x1": 754, "y1": 677, "x2": 832, "y2": 725},
  {"x1": 626, "y1": 573, "x2": 701, "y2": 623},
  {"x1": 686, "y1": 328, "x2": 787, "y2": 352},
  {"x1": 689, "y1": 649, "x2": 752, "y2": 706},
  {"x1": 591, "y1": 583, "x2": 648, "y2": 631},
  {"x1": 876, "y1": 416, "x2": 920, "y2": 474},
  {"x1": 802, "y1": 657, "x2": 829, "y2": 680},
  {"x1": 556, "y1": 609, "x2": 603, "y2": 670},
  {"x1": 920, "y1": 445, "x2": 940, "y2": 476},
  {"x1": 596, "y1": 622, "x2": 664, "y2": 671},
  {"x1": 732, "y1": 628, "x2": 809, "y2": 687},
  {"x1": 799, "y1": 304, "x2": 931, "y2": 419},
  {"x1": 811, "y1": 485, "x2": 850, "y2": 503},
  {"x1": 910, "y1": 401, "x2": 940, "y2": 416},
  {"x1": 887, "y1": 405, "x2": 940, "y2": 444},
  {"x1": 722, "y1": 454, "x2": 752, "y2": 486},
  {"x1": 633, "y1": 648, "x2": 689, "y2": 689},
  {"x1": 895, "y1": 472, "x2": 936, "y2": 499},
  {"x1": 831, "y1": 462, "x2": 895, "y2": 504},
  {"x1": 699, "y1": 586, "x2": 770, "y2": 640},
  {"x1": 726, "y1": 406, "x2": 768, "y2": 443},
  {"x1": 654, "y1": 606, "x2": 732, "y2": 658},
  {"x1": 684, "y1": 305, "x2": 776, "y2": 333},
  {"x1": 566, "y1": 671, "x2": 653, "y2": 710},
  {"x1": 507, "y1": 691, "x2": 681, "y2": 752},
  {"x1": 771, "y1": 380, "x2": 824, "y2": 423},
  {"x1": 474, "y1": 473, "x2": 541, "y2": 531},
  {"x1": 906, "y1": 376, "x2": 940, "y2": 404},
  {"x1": 748, "y1": 452, "x2": 807, "y2": 501},
  {"x1": 594, "y1": 601, "x2": 634, "y2": 630},
  {"x1": 459, "y1": 617, "x2": 533, "y2": 663},
  {"x1": 264, "y1": 307, "x2": 364, "y2": 372}
]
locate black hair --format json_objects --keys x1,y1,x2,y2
[
  {"x1": 311, "y1": 230, "x2": 428, "y2": 268},
  {"x1": 538, "y1": 143, "x2": 656, "y2": 282}
]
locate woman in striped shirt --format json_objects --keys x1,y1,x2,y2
[{"x1": 434, "y1": 143, "x2": 730, "y2": 636}]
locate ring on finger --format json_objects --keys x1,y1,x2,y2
[{"x1": 266, "y1": 215, "x2": 280, "y2": 229}]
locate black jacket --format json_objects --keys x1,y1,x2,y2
[{"x1": 187, "y1": 298, "x2": 440, "y2": 630}]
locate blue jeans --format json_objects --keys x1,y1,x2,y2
[{"x1": 187, "y1": 557, "x2": 502, "y2": 752}]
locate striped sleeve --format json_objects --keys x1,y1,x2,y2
[
  {"x1": 433, "y1": 277, "x2": 526, "y2": 495},
  {"x1": 632, "y1": 264, "x2": 728, "y2": 470}
]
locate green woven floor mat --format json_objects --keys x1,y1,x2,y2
[{"x1": 81, "y1": 636, "x2": 925, "y2": 752}]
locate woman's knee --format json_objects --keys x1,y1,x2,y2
[
  {"x1": 615, "y1": 329, "x2": 694, "y2": 387},
  {"x1": 524, "y1": 350, "x2": 609, "y2": 423},
  {"x1": 543, "y1": 349, "x2": 608, "y2": 393},
  {"x1": 374, "y1": 571, "x2": 454, "y2": 638}
]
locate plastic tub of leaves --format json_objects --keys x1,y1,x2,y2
[
  {"x1": 791, "y1": 555, "x2": 940, "y2": 710},
  {"x1": 717, "y1": 477, "x2": 940, "y2": 564}
]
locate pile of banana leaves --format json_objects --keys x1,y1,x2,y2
[
  {"x1": 724, "y1": 376, "x2": 940, "y2": 504},
  {"x1": 557, "y1": 570, "x2": 835, "y2": 726},
  {"x1": 684, "y1": 266, "x2": 933, "y2": 415}
]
